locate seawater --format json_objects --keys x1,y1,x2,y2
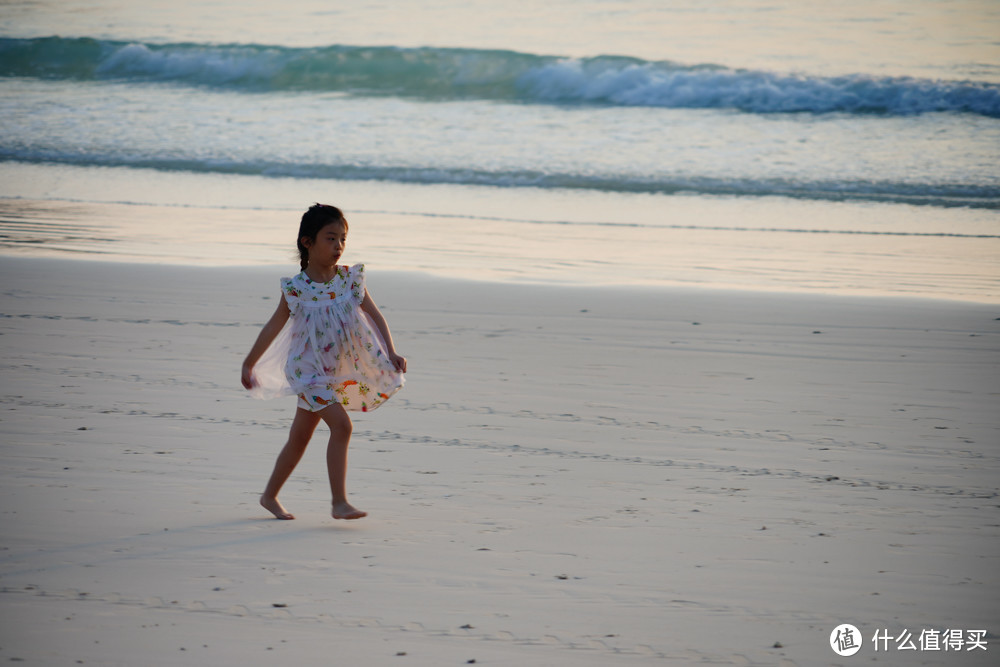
[{"x1": 0, "y1": 0, "x2": 998, "y2": 299}]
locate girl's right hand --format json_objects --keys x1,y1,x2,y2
[{"x1": 241, "y1": 362, "x2": 256, "y2": 390}]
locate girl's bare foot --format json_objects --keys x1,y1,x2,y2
[
  {"x1": 332, "y1": 500, "x2": 367, "y2": 520},
  {"x1": 260, "y1": 495, "x2": 295, "y2": 520}
]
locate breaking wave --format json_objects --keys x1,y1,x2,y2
[{"x1": 2, "y1": 36, "x2": 999, "y2": 116}]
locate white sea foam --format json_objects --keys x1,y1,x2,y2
[
  {"x1": 95, "y1": 42, "x2": 283, "y2": 84},
  {"x1": 4, "y1": 37, "x2": 999, "y2": 116},
  {"x1": 517, "y1": 58, "x2": 1000, "y2": 115}
]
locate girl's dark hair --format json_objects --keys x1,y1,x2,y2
[{"x1": 297, "y1": 203, "x2": 348, "y2": 270}]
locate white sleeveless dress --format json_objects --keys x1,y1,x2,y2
[{"x1": 249, "y1": 264, "x2": 404, "y2": 412}]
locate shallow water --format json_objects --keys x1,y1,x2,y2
[{"x1": 1, "y1": 164, "x2": 997, "y2": 303}]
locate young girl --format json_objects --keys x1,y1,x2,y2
[{"x1": 241, "y1": 204, "x2": 406, "y2": 521}]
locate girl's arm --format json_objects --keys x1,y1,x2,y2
[
  {"x1": 361, "y1": 288, "x2": 407, "y2": 373},
  {"x1": 241, "y1": 296, "x2": 291, "y2": 389}
]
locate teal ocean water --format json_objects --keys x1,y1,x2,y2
[{"x1": 1, "y1": 0, "x2": 998, "y2": 299}]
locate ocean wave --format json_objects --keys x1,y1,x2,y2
[
  {"x1": 2, "y1": 150, "x2": 997, "y2": 209},
  {"x1": 2, "y1": 36, "x2": 999, "y2": 117}
]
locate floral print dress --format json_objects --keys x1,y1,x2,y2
[{"x1": 249, "y1": 264, "x2": 404, "y2": 412}]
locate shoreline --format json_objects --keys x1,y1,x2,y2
[
  {"x1": 1, "y1": 164, "x2": 999, "y2": 304},
  {"x1": 1, "y1": 257, "x2": 997, "y2": 665},
  {"x1": 2, "y1": 230, "x2": 999, "y2": 307}
]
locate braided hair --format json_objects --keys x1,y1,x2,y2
[{"x1": 297, "y1": 203, "x2": 348, "y2": 270}]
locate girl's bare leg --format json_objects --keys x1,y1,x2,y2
[
  {"x1": 318, "y1": 403, "x2": 366, "y2": 520},
  {"x1": 261, "y1": 407, "x2": 321, "y2": 519}
]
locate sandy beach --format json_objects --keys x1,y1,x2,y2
[{"x1": 0, "y1": 256, "x2": 997, "y2": 665}]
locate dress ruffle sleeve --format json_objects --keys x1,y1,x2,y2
[{"x1": 347, "y1": 263, "x2": 366, "y2": 305}]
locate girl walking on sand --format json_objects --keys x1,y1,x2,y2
[{"x1": 241, "y1": 204, "x2": 406, "y2": 520}]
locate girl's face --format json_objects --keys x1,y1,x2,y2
[{"x1": 303, "y1": 220, "x2": 347, "y2": 267}]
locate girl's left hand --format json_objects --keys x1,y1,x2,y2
[{"x1": 389, "y1": 352, "x2": 407, "y2": 373}]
